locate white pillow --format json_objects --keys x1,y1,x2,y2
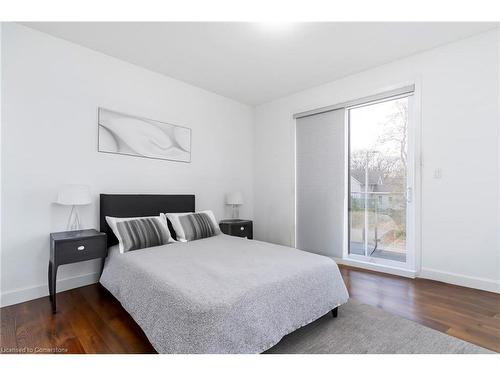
[
  {"x1": 105, "y1": 215, "x2": 175, "y2": 253},
  {"x1": 163, "y1": 210, "x2": 220, "y2": 242}
]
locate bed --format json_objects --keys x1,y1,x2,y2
[{"x1": 99, "y1": 194, "x2": 349, "y2": 353}]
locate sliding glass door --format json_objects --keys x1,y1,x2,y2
[{"x1": 347, "y1": 94, "x2": 414, "y2": 268}]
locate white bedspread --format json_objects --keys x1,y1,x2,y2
[{"x1": 100, "y1": 234, "x2": 349, "y2": 353}]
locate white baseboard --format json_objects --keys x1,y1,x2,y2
[
  {"x1": 0, "y1": 272, "x2": 100, "y2": 308},
  {"x1": 419, "y1": 268, "x2": 500, "y2": 294},
  {"x1": 333, "y1": 257, "x2": 417, "y2": 278}
]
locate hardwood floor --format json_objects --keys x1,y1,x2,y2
[
  {"x1": 339, "y1": 265, "x2": 500, "y2": 352},
  {"x1": 1, "y1": 283, "x2": 155, "y2": 354},
  {"x1": 1, "y1": 265, "x2": 499, "y2": 353}
]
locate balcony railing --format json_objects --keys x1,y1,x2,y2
[{"x1": 349, "y1": 191, "x2": 406, "y2": 261}]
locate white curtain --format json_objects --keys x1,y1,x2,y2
[{"x1": 295, "y1": 109, "x2": 345, "y2": 258}]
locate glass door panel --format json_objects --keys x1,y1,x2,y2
[{"x1": 348, "y1": 96, "x2": 409, "y2": 263}]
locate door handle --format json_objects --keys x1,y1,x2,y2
[{"x1": 406, "y1": 187, "x2": 413, "y2": 203}]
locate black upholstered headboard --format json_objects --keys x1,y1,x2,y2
[{"x1": 100, "y1": 194, "x2": 195, "y2": 246}]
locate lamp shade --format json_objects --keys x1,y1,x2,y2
[
  {"x1": 225, "y1": 192, "x2": 243, "y2": 205},
  {"x1": 56, "y1": 185, "x2": 92, "y2": 206}
]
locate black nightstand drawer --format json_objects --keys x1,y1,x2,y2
[
  {"x1": 219, "y1": 220, "x2": 253, "y2": 239},
  {"x1": 54, "y1": 236, "x2": 107, "y2": 265},
  {"x1": 231, "y1": 223, "x2": 251, "y2": 238}
]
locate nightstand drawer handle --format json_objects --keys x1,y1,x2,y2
[
  {"x1": 240, "y1": 226, "x2": 245, "y2": 231},
  {"x1": 77, "y1": 245, "x2": 85, "y2": 251}
]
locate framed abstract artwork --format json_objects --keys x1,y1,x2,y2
[{"x1": 98, "y1": 108, "x2": 192, "y2": 162}]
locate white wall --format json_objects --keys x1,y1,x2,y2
[
  {"x1": 2, "y1": 24, "x2": 499, "y2": 306},
  {"x1": 254, "y1": 29, "x2": 500, "y2": 293},
  {"x1": 1, "y1": 23, "x2": 254, "y2": 306}
]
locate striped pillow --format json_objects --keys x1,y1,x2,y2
[
  {"x1": 178, "y1": 213, "x2": 220, "y2": 241},
  {"x1": 114, "y1": 217, "x2": 172, "y2": 253},
  {"x1": 165, "y1": 211, "x2": 220, "y2": 242}
]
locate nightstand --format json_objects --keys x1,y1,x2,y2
[
  {"x1": 49, "y1": 229, "x2": 107, "y2": 313},
  {"x1": 219, "y1": 219, "x2": 253, "y2": 239}
]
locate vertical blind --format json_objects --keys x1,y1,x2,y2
[{"x1": 295, "y1": 108, "x2": 345, "y2": 257}]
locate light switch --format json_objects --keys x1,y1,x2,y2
[{"x1": 434, "y1": 168, "x2": 442, "y2": 179}]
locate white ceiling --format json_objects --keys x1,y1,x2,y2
[{"x1": 23, "y1": 22, "x2": 498, "y2": 106}]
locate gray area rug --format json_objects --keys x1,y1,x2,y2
[{"x1": 266, "y1": 299, "x2": 493, "y2": 354}]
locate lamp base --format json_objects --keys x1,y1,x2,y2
[
  {"x1": 231, "y1": 205, "x2": 240, "y2": 219},
  {"x1": 67, "y1": 205, "x2": 82, "y2": 231}
]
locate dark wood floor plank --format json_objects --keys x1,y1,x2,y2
[
  {"x1": 78, "y1": 285, "x2": 155, "y2": 353},
  {"x1": 68, "y1": 288, "x2": 130, "y2": 353},
  {"x1": 1, "y1": 266, "x2": 498, "y2": 353},
  {"x1": 0, "y1": 306, "x2": 18, "y2": 352},
  {"x1": 447, "y1": 327, "x2": 500, "y2": 352},
  {"x1": 14, "y1": 301, "x2": 45, "y2": 352},
  {"x1": 56, "y1": 290, "x2": 113, "y2": 354}
]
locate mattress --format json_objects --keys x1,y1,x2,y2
[{"x1": 100, "y1": 234, "x2": 349, "y2": 353}]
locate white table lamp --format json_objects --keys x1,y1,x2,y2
[
  {"x1": 56, "y1": 185, "x2": 92, "y2": 230},
  {"x1": 226, "y1": 192, "x2": 243, "y2": 219}
]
